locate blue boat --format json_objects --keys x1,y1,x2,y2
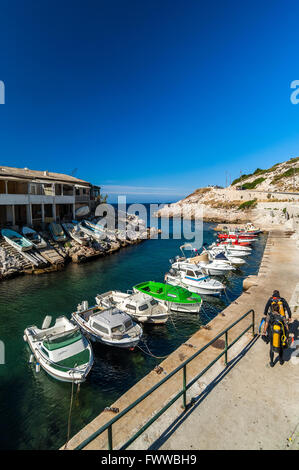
[{"x1": 1, "y1": 228, "x2": 33, "y2": 252}]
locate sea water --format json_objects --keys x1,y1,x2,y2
[{"x1": 0, "y1": 219, "x2": 267, "y2": 449}]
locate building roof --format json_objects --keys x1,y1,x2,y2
[{"x1": 0, "y1": 166, "x2": 91, "y2": 186}]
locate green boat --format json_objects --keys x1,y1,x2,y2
[{"x1": 133, "y1": 281, "x2": 202, "y2": 313}]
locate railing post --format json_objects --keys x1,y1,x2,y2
[
  {"x1": 252, "y1": 310, "x2": 255, "y2": 336},
  {"x1": 224, "y1": 330, "x2": 228, "y2": 366},
  {"x1": 108, "y1": 424, "x2": 113, "y2": 450},
  {"x1": 183, "y1": 364, "x2": 187, "y2": 410}
]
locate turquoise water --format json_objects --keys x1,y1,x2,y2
[{"x1": 0, "y1": 221, "x2": 267, "y2": 449}]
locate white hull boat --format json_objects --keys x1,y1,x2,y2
[
  {"x1": 24, "y1": 316, "x2": 94, "y2": 383},
  {"x1": 1, "y1": 228, "x2": 33, "y2": 252},
  {"x1": 165, "y1": 261, "x2": 225, "y2": 296},
  {"x1": 62, "y1": 223, "x2": 91, "y2": 246},
  {"x1": 203, "y1": 247, "x2": 246, "y2": 267},
  {"x1": 96, "y1": 290, "x2": 170, "y2": 324},
  {"x1": 72, "y1": 301, "x2": 143, "y2": 349}
]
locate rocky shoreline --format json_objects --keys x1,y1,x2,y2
[{"x1": 0, "y1": 219, "x2": 160, "y2": 282}]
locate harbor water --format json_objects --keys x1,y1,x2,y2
[{"x1": 0, "y1": 219, "x2": 267, "y2": 450}]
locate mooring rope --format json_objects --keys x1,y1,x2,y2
[
  {"x1": 137, "y1": 340, "x2": 169, "y2": 360},
  {"x1": 64, "y1": 376, "x2": 75, "y2": 450}
]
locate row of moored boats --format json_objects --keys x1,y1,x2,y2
[{"x1": 23, "y1": 222, "x2": 262, "y2": 384}]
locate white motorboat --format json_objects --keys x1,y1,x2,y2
[
  {"x1": 174, "y1": 244, "x2": 235, "y2": 276},
  {"x1": 72, "y1": 301, "x2": 143, "y2": 349},
  {"x1": 165, "y1": 261, "x2": 225, "y2": 296},
  {"x1": 62, "y1": 222, "x2": 91, "y2": 246},
  {"x1": 212, "y1": 241, "x2": 252, "y2": 256},
  {"x1": 95, "y1": 290, "x2": 170, "y2": 324},
  {"x1": 24, "y1": 316, "x2": 94, "y2": 384},
  {"x1": 203, "y1": 246, "x2": 246, "y2": 267},
  {"x1": 83, "y1": 220, "x2": 117, "y2": 243},
  {"x1": 22, "y1": 227, "x2": 47, "y2": 249}
]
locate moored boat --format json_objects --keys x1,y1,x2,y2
[
  {"x1": 96, "y1": 290, "x2": 170, "y2": 324},
  {"x1": 72, "y1": 301, "x2": 143, "y2": 349},
  {"x1": 1, "y1": 228, "x2": 33, "y2": 252},
  {"x1": 165, "y1": 261, "x2": 225, "y2": 296},
  {"x1": 133, "y1": 281, "x2": 203, "y2": 313},
  {"x1": 24, "y1": 316, "x2": 94, "y2": 383}
]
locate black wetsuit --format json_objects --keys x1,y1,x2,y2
[
  {"x1": 263, "y1": 297, "x2": 292, "y2": 318},
  {"x1": 263, "y1": 297, "x2": 291, "y2": 365}
]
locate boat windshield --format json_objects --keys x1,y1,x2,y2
[
  {"x1": 43, "y1": 330, "x2": 82, "y2": 351},
  {"x1": 111, "y1": 324, "x2": 125, "y2": 333}
]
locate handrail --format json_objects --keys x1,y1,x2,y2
[{"x1": 74, "y1": 308, "x2": 255, "y2": 450}]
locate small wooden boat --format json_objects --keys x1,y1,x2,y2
[
  {"x1": 24, "y1": 316, "x2": 94, "y2": 383},
  {"x1": 1, "y1": 228, "x2": 33, "y2": 252},
  {"x1": 22, "y1": 226, "x2": 47, "y2": 249},
  {"x1": 49, "y1": 222, "x2": 68, "y2": 242}
]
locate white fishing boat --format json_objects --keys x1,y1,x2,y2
[
  {"x1": 22, "y1": 226, "x2": 47, "y2": 249},
  {"x1": 174, "y1": 244, "x2": 236, "y2": 276},
  {"x1": 72, "y1": 301, "x2": 143, "y2": 349},
  {"x1": 62, "y1": 222, "x2": 91, "y2": 246},
  {"x1": 203, "y1": 246, "x2": 246, "y2": 267},
  {"x1": 24, "y1": 316, "x2": 94, "y2": 384},
  {"x1": 165, "y1": 261, "x2": 225, "y2": 296},
  {"x1": 1, "y1": 228, "x2": 33, "y2": 252},
  {"x1": 214, "y1": 241, "x2": 252, "y2": 256},
  {"x1": 95, "y1": 290, "x2": 170, "y2": 324}
]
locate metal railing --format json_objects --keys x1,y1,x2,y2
[{"x1": 74, "y1": 309, "x2": 255, "y2": 450}]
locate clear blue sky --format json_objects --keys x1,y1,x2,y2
[{"x1": 1, "y1": 0, "x2": 299, "y2": 202}]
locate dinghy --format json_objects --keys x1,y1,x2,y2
[
  {"x1": 133, "y1": 281, "x2": 203, "y2": 313},
  {"x1": 1, "y1": 228, "x2": 33, "y2": 252},
  {"x1": 22, "y1": 227, "x2": 47, "y2": 249},
  {"x1": 96, "y1": 290, "x2": 170, "y2": 324},
  {"x1": 24, "y1": 316, "x2": 94, "y2": 383},
  {"x1": 72, "y1": 301, "x2": 143, "y2": 349}
]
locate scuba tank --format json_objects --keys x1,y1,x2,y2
[
  {"x1": 271, "y1": 298, "x2": 285, "y2": 317},
  {"x1": 271, "y1": 317, "x2": 287, "y2": 352}
]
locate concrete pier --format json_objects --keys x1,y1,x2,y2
[{"x1": 63, "y1": 228, "x2": 299, "y2": 450}]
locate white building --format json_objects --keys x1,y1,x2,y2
[{"x1": 0, "y1": 166, "x2": 100, "y2": 228}]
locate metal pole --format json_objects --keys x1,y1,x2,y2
[
  {"x1": 183, "y1": 365, "x2": 187, "y2": 410},
  {"x1": 108, "y1": 425, "x2": 113, "y2": 450},
  {"x1": 252, "y1": 309, "x2": 255, "y2": 336},
  {"x1": 225, "y1": 330, "x2": 228, "y2": 366}
]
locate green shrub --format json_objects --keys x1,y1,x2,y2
[
  {"x1": 241, "y1": 177, "x2": 265, "y2": 190},
  {"x1": 238, "y1": 199, "x2": 257, "y2": 210},
  {"x1": 272, "y1": 167, "x2": 299, "y2": 183}
]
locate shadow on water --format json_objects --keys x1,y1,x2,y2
[{"x1": 0, "y1": 221, "x2": 267, "y2": 449}]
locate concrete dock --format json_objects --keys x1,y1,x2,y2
[{"x1": 64, "y1": 228, "x2": 299, "y2": 450}]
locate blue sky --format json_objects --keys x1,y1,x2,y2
[{"x1": 1, "y1": 0, "x2": 299, "y2": 202}]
